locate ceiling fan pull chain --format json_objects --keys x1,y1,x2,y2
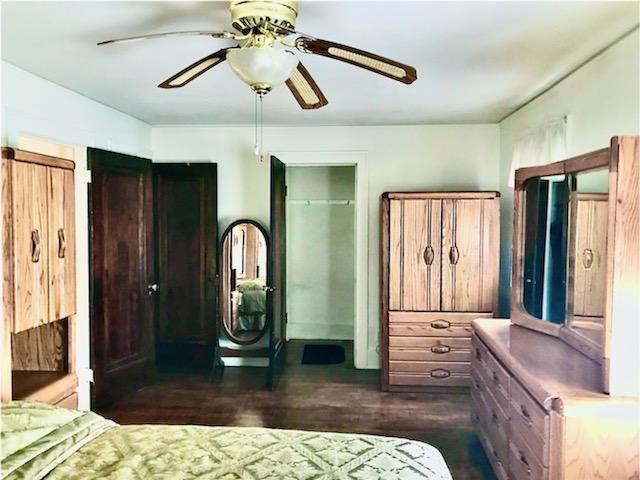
[
  {"x1": 259, "y1": 93, "x2": 265, "y2": 162},
  {"x1": 254, "y1": 92, "x2": 259, "y2": 157}
]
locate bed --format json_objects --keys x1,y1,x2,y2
[{"x1": 1, "y1": 402, "x2": 453, "y2": 480}]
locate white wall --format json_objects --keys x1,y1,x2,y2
[
  {"x1": 286, "y1": 166, "x2": 356, "y2": 340},
  {"x1": 498, "y1": 29, "x2": 640, "y2": 315},
  {"x1": 152, "y1": 124, "x2": 501, "y2": 367},
  {"x1": 1, "y1": 62, "x2": 152, "y2": 409}
]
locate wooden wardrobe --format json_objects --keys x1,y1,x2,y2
[
  {"x1": 1, "y1": 147, "x2": 77, "y2": 407},
  {"x1": 380, "y1": 191, "x2": 500, "y2": 390}
]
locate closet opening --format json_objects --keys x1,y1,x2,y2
[{"x1": 285, "y1": 165, "x2": 357, "y2": 370}]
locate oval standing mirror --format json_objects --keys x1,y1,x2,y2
[{"x1": 220, "y1": 220, "x2": 269, "y2": 344}]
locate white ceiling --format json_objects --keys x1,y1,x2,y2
[{"x1": 1, "y1": 1, "x2": 638, "y2": 126}]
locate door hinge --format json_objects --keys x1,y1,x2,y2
[{"x1": 285, "y1": 185, "x2": 288, "y2": 197}]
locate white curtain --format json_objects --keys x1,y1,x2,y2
[{"x1": 508, "y1": 117, "x2": 567, "y2": 187}]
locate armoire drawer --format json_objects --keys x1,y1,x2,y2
[
  {"x1": 389, "y1": 361, "x2": 470, "y2": 387},
  {"x1": 476, "y1": 422, "x2": 509, "y2": 480},
  {"x1": 509, "y1": 379, "x2": 548, "y2": 466},
  {"x1": 389, "y1": 312, "x2": 491, "y2": 337},
  {"x1": 389, "y1": 337, "x2": 471, "y2": 362}
]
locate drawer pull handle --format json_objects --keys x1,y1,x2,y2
[
  {"x1": 431, "y1": 344, "x2": 451, "y2": 354},
  {"x1": 57, "y1": 228, "x2": 66, "y2": 258},
  {"x1": 431, "y1": 319, "x2": 450, "y2": 329},
  {"x1": 31, "y1": 229, "x2": 41, "y2": 263},
  {"x1": 423, "y1": 245, "x2": 435, "y2": 266},
  {"x1": 430, "y1": 368, "x2": 450, "y2": 379},
  {"x1": 519, "y1": 451, "x2": 532, "y2": 476},
  {"x1": 475, "y1": 348, "x2": 482, "y2": 360},
  {"x1": 449, "y1": 246, "x2": 460, "y2": 265},
  {"x1": 491, "y1": 411, "x2": 498, "y2": 423},
  {"x1": 582, "y1": 248, "x2": 594, "y2": 269},
  {"x1": 492, "y1": 371, "x2": 499, "y2": 383},
  {"x1": 520, "y1": 405, "x2": 533, "y2": 427}
]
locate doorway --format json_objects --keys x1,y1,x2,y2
[{"x1": 285, "y1": 165, "x2": 357, "y2": 367}]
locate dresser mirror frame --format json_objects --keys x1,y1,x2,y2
[{"x1": 511, "y1": 146, "x2": 612, "y2": 364}]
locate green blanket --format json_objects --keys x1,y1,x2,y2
[
  {"x1": 1, "y1": 402, "x2": 115, "y2": 480},
  {"x1": 1, "y1": 402, "x2": 452, "y2": 479}
]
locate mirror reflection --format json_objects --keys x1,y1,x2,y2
[
  {"x1": 221, "y1": 221, "x2": 268, "y2": 344},
  {"x1": 567, "y1": 170, "x2": 608, "y2": 345},
  {"x1": 522, "y1": 174, "x2": 570, "y2": 324}
]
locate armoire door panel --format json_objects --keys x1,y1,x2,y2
[
  {"x1": 48, "y1": 167, "x2": 76, "y2": 321},
  {"x1": 389, "y1": 200, "x2": 402, "y2": 310},
  {"x1": 400, "y1": 199, "x2": 442, "y2": 311},
  {"x1": 442, "y1": 199, "x2": 495, "y2": 312},
  {"x1": 573, "y1": 198, "x2": 608, "y2": 317},
  {"x1": 12, "y1": 161, "x2": 49, "y2": 332}
]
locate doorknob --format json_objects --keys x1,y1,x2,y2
[{"x1": 147, "y1": 283, "x2": 159, "y2": 295}]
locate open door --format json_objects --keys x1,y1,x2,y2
[
  {"x1": 268, "y1": 155, "x2": 287, "y2": 389},
  {"x1": 88, "y1": 148, "x2": 155, "y2": 408},
  {"x1": 153, "y1": 164, "x2": 218, "y2": 369}
]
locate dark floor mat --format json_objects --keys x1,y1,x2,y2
[{"x1": 301, "y1": 344, "x2": 346, "y2": 365}]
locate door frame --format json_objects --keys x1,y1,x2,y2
[{"x1": 270, "y1": 151, "x2": 369, "y2": 369}]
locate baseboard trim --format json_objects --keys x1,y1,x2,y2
[{"x1": 287, "y1": 323, "x2": 354, "y2": 340}]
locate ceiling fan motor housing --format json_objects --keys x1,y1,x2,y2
[{"x1": 229, "y1": 0, "x2": 298, "y2": 34}]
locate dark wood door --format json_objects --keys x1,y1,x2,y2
[
  {"x1": 88, "y1": 148, "x2": 155, "y2": 408},
  {"x1": 153, "y1": 163, "x2": 218, "y2": 368},
  {"x1": 268, "y1": 156, "x2": 287, "y2": 389}
]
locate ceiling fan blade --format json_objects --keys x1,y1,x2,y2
[
  {"x1": 158, "y1": 49, "x2": 230, "y2": 89},
  {"x1": 97, "y1": 30, "x2": 238, "y2": 46},
  {"x1": 286, "y1": 62, "x2": 328, "y2": 110},
  {"x1": 295, "y1": 37, "x2": 417, "y2": 85}
]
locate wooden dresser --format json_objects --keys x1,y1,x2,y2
[
  {"x1": 380, "y1": 191, "x2": 500, "y2": 390},
  {"x1": 472, "y1": 319, "x2": 639, "y2": 480},
  {"x1": 1, "y1": 147, "x2": 77, "y2": 407}
]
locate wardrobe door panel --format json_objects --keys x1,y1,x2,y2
[
  {"x1": 573, "y1": 198, "x2": 608, "y2": 317},
  {"x1": 12, "y1": 161, "x2": 49, "y2": 332},
  {"x1": 442, "y1": 199, "x2": 496, "y2": 312},
  {"x1": 48, "y1": 168, "x2": 76, "y2": 321},
  {"x1": 402, "y1": 199, "x2": 441, "y2": 311},
  {"x1": 389, "y1": 200, "x2": 402, "y2": 310}
]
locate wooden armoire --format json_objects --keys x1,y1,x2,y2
[
  {"x1": 380, "y1": 192, "x2": 500, "y2": 390},
  {"x1": 2, "y1": 147, "x2": 77, "y2": 407}
]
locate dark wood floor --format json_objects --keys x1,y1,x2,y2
[{"x1": 99, "y1": 340, "x2": 496, "y2": 480}]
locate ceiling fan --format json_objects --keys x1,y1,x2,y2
[{"x1": 98, "y1": 0, "x2": 418, "y2": 110}]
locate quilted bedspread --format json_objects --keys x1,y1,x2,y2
[{"x1": 1, "y1": 402, "x2": 453, "y2": 480}]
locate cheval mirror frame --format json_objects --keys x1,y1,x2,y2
[
  {"x1": 511, "y1": 136, "x2": 639, "y2": 395},
  {"x1": 219, "y1": 219, "x2": 270, "y2": 346}
]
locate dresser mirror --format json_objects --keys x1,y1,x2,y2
[
  {"x1": 512, "y1": 147, "x2": 612, "y2": 362},
  {"x1": 521, "y1": 174, "x2": 571, "y2": 325},
  {"x1": 220, "y1": 220, "x2": 269, "y2": 344}
]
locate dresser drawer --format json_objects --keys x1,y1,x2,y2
[
  {"x1": 389, "y1": 337, "x2": 471, "y2": 362},
  {"x1": 509, "y1": 379, "x2": 548, "y2": 466},
  {"x1": 472, "y1": 376, "x2": 509, "y2": 467},
  {"x1": 472, "y1": 335, "x2": 510, "y2": 411},
  {"x1": 389, "y1": 312, "x2": 490, "y2": 337},
  {"x1": 508, "y1": 432, "x2": 547, "y2": 480},
  {"x1": 476, "y1": 423, "x2": 509, "y2": 480},
  {"x1": 389, "y1": 361, "x2": 470, "y2": 387}
]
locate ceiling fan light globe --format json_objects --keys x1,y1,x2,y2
[{"x1": 227, "y1": 47, "x2": 298, "y2": 92}]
